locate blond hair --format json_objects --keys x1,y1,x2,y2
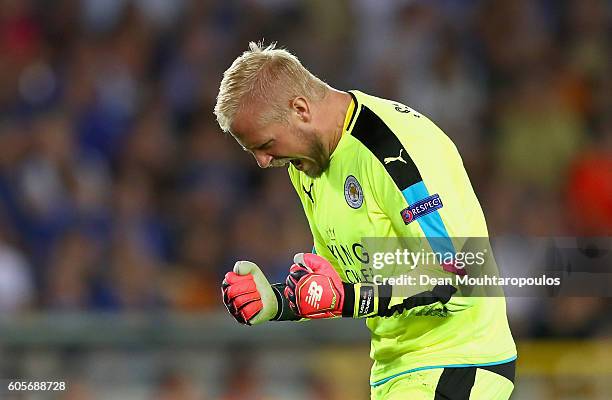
[{"x1": 214, "y1": 41, "x2": 329, "y2": 133}]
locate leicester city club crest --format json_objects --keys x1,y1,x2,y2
[{"x1": 344, "y1": 175, "x2": 363, "y2": 209}]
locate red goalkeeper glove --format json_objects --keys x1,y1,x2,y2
[
  {"x1": 283, "y1": 253, "x2": 457, "y2": 319},
  {"x1": 284, "y1": 253, "x2": 345, "y2": 318},
  {"x1": 222, "y1": 261, "x2": 278, "y2": 325}
]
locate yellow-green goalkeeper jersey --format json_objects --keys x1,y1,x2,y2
[{"x1": 288, "y1": 91, "x2": 516, "y2": 386}]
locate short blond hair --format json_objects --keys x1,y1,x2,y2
[{"x1": 214, "y1": 41, "x2": 329, "y2": 133}]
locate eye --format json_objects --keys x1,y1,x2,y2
[{"x1": 258, "y1": 140, "x2": 274, "y2": 150}]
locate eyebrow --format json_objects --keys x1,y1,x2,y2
[{"x1": 245, "y1": 139, "x2": 273, "y2": 151}]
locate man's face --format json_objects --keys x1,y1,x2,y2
[{"x1": 230, "y1": 108, "x2": 329, "y2": 178}]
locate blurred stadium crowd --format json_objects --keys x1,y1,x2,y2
[{"x1": 0, "y1": 0, "x2": 610, "y2": 331}]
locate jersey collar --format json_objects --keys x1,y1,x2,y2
[{"x1": 345, "y1": 90, "x2": 362, "y2": 134}]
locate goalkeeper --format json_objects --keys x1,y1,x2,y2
[{"x1": 215, "y1": 42, "x2": 516, "y2": 400}]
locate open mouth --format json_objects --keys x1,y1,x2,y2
[
  {"x1": 270, "y1": 158, "x2": 293, "y2": 168},
  {"x1": 290, "y1": 159, "x2": 303, "y2": 170}
]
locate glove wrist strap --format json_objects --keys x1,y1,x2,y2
[
  {"x1": 341, "y1": 283, "x2": 456, "y2": 318},
  {"x1": 341, "y1": 283, "x2": 382, "y2": 318},
  {"x1": 271, "y1": 283, "x2": 300, "y2": 321}
]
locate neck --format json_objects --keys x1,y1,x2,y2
[{"x1": 321, "y1": 89, "x2": 352, "y2": 158}]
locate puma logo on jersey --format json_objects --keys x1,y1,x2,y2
[
  {"x1": 384, "y1": 149, "x2": 407, "y2": 165},
  {"x1": 303, "y1": 182, "x2": 314, "y2": 203},
  {"x1": 305, "y1": 281, "x2": 323, "y2": 309}
]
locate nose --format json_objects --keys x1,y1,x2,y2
[{"x1": 253, "y1": 151, "x2": 273, "y2": 168}]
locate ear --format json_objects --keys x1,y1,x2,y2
[{"x1": 290, "y1": 96, "x2": 311, "y2": 123}]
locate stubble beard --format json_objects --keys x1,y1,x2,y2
[{"x1": 301, "y1": 131, "x2": 330, "y2": 178}]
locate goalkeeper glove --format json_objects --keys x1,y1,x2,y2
[
  {"x1": 284, "y1": 253, "x2": 347, "y2": 318},
  {"x1": 221, "y1": 261, "x2": 278, "y2": 325},
  {"x1": 284, "y1": 253, "x2": 458, "y2": 319}
]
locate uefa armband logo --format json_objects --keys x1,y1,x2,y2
[{"x1": 400, "y1": 194, "x2": 443, "y2": 224}]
